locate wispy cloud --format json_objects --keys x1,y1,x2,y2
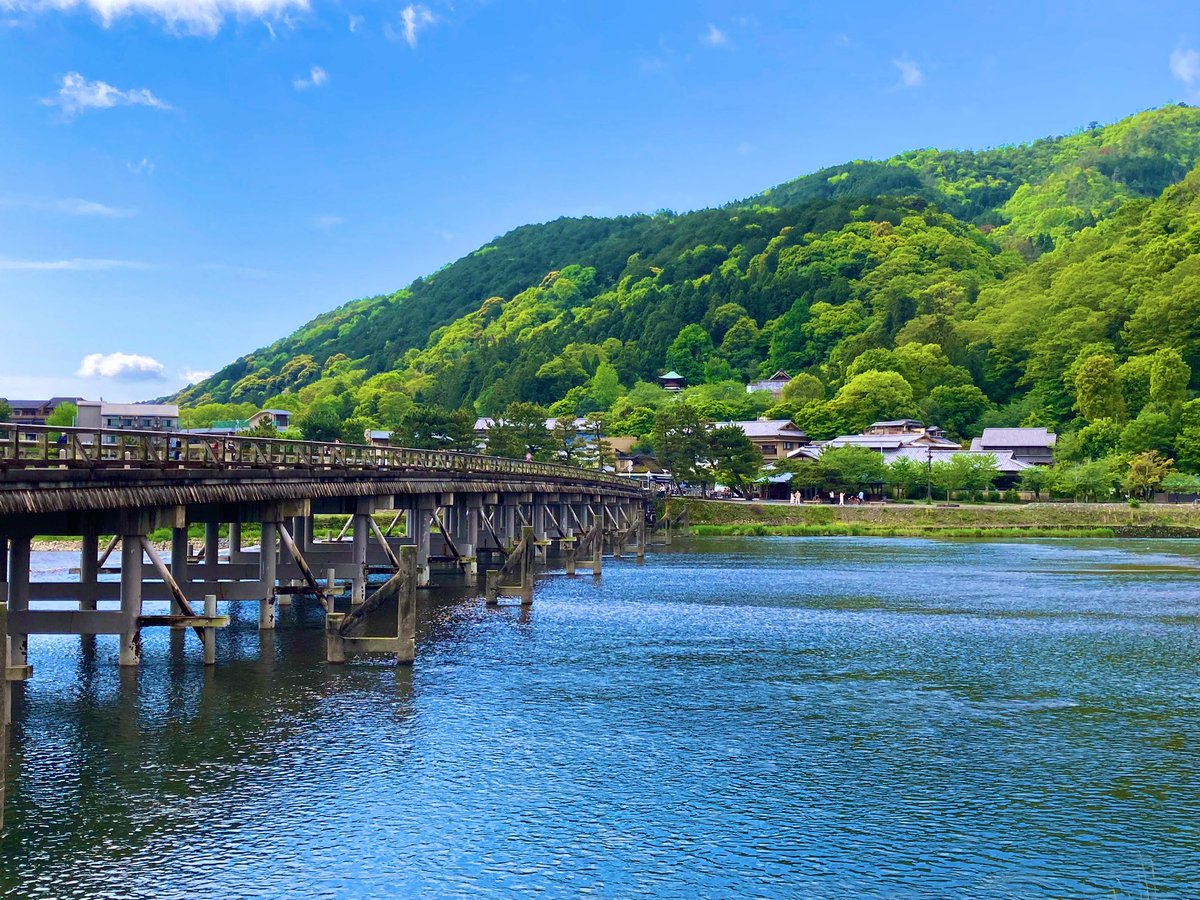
[
  {"x1": 394, "y1": 3, "x2": 435, "y2": 47},
  {"x1": 700, "y1": 23, "x2": 727, "y2": 47},
  {"x1": 293, "y1": 64, "x2": 327, "y2": 90},
  {"x1": 180, "y1": 367, "x2": 213, "y2": 383},
  {"x1": 348, "y1": 13, "x2": 362, "y2": 32},
  {"x1": 127, "y1": 158, "x2": 155, "y2": 175},
  {"x1": 1171, "y1": 44, "x2": 1200, "y2": 90},
  {"x1": 44, "y1": 72, "x2": 170, "y2": 119},
  {"x1": 312, "y1": 214, "x2": 345, "y2": 229},
  {"x1": 1, "y1": 196, "x2": 135, "y2": 217},
  {"x1": 892, "y1": 56, "x2": 924, "y2": 89},
  {"x1": 6, "y1": 0, "x2": 309, "y2": 36},
  {"x1": 0, "y1": 256, "x2": 149, "y2": 270},
  {"x1": 77, "y1": 352, "x2": 166, "y2": 381}
]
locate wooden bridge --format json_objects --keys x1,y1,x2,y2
[{"x1": 0, "y1": 423, "x2": 654, "y2": 830}]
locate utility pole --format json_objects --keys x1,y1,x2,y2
[{"x1": 925, "y1": 446, "x2": 933, "y2": 503}]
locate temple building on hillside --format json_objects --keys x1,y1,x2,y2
[
  {"x1": 746, "y1": 370, "x2": 792, "y2": 396},
  {"x1": 657, "y1": 371, "x2": 686, "y2": 392}
]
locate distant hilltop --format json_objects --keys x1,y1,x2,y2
[{"x1": 172, "y1": 105, "x2": 1200, "y2": 475}]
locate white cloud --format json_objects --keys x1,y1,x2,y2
[
  {"x1": 293, "y1": 64, "x2": 327, "y2": 90},
  {"x1": 0, "y1": 196, "x2": 134, "y2": 217},
  {"x1": 312, "y1": 214, "x2": 345, "y2": 229},
  {"x1": 348, "y1": 13, "x2": 362, "y2": 32},
  {"x1": 893, "y1": 56, "x2": 924, "y2": 88},
  {"x1": 6, "y1": 0, "x2": 309, "y2": 36},
  {"x1": 180, "y1": 367, "x2": 213, "y2": 383},
  {"x1": 0, "y1": 256, "x2": 149, "y2": 270},
  {"x1": 127, "y1": 158, "x2": 155, "y2": 175},
  {"x1": 700, "y1": 23, "x2": 727, "y2": 47},
  {"x1": 44, "y1": 72, "x2": 170, "y2": 118},
  {"x1": 77, "y1": 352, "x2": 167, "y2": 381},
  {"x1": 1171, "y1": 45, "x2": 1200, "y2": 88},
  {"x1": 397, "y1": 3, "x2": 434, "y2": 47}
]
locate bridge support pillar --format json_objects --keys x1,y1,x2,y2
[
  {"x1": 80, "y1": 529, "x2": 99, "y2": 612},
  {"x1": 119, "y1": 535, "x2": 142, "y2": 666},
  {"x1": 204, "y1": 522, "x2": 220, "y2": 572},
  {"x1": 415, "y1": 498, "x2": 434, "y2": 587},
  {"x1": 8, "y1": 536, "x2": 30, "y2": 672},
  {"x1": 229, "y1": 521, "x2": 245, "y2": 563},
  {"x1": 170, "y1": 523, "x2": 189, "y2": 619},
  {"x1": 636, "y1": 508, "x2": 646, "y2": 562},
  {"x1": 258, "y1": 520, "x2": 277, "y2": 630},
  {"x1": 351, "y1": 507, "x2": 369, "y2": 605},
  {"x1": 462, "y1": 497, "x2": 481, "y2": 578}
]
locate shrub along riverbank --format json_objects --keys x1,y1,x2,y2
[{"x1": 664, "y1": 499, "x2": 1200, "y2": 539}]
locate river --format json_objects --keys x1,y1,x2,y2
[{"x1": 1, "y1": 537, "x2": 1198, "y2": 898}]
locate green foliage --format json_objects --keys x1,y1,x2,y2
[
  {"x1": 1124, "y1": 450, "x2": 1173, "y2": 499},
  {"x1": 708, "y1": 425, "x2": 761, "y2": 496},
  {"x1": 815, "y1": 445, "x2": 887, "y2": 490},
  {"x1": 652, "y1": 401, "x2": 711, "y2": 487},
  {"x1": 45, "y1": 402, "x2": 77, "y2": 428},
  {"x1": 170, "y1": 106, "x2": 1200, "y2": 478},
  {"x1": 297, "y1": 401, "x2": 342, "y2": 442},
  {"x1": 1019, "y1": 465, "x2": 1055, "y2": 499},
  {"x1": 830, "y1": 370, "x2": 916, "y2": 433},
  {"x1": 0, "y1": 400, "x2": 9, "y2": 423}
]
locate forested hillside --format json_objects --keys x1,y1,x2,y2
[{"x1": 174, "y1": 106, "x2": 1200, "y2": 476}]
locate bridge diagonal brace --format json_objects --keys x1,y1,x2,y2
[
  {"x1": 481, "y1": 508, "x2": 509, "y2": 559},
  {"x1": 430, "y1": 507, "x2": 464, "y2": 562},
  {"x1": 139, "y1": 537, "x2": 206, "y2": 643},
  {"x1": 369, "y1": 516, "x2": 402, "y2": 571},
  {"x1": 277, "y1": 521, "x2": 330, "y2": 611}
]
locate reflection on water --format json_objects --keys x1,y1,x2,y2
[{"x1": 2, "y1": 537, "x2": 1199, "y2": 898}]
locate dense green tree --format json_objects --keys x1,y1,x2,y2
[
  {"x1": 817, "y1": 445, "x2": 887, "y2": 491},
  {"x1": 297, "y1": 401, "x2": 343, "y2": 442},
  {"x1": 0, "y1": 400, "x2": 10, "y2": 423},
  {"x1": 779, "y1": 373, "x2": 825, "y2": 408},
  {"x1": 708, "y1": 425, "x2": 761, "y2": 496},
  {"x1": 45, "y1": 402, "x2": 78, "y2": 429},
  {"x1": 1074, "y1": 354, "x2": 1126, "y2": 423},
  {"x1": 885, "y1": 456, "x2": 927, "y2": 499},
  {"x1": 1119, "y1": 409, "x2": 1176, "y2": 455},
  {"x1": 1125, "y1": 450, "x2": 1173, "y2": 499},
  {"x1": 830, "y1": 370, "x2": 916, "y2": 433},
  {"x1": 653, "y1": 401, "x2": 711, "y2": 488},
  {"x1": 665, "y1": 324, "x2": 715, "y2": 384},
  {"x1": 1019, "y1": 465, "x2": 1055, "y2": 500},
  {"x1": 1149, "y1": 348, "x2": 1191, "y2": 408},
  {"x1": 924, "y1": 384, "x2": 990, "y2": 440}
]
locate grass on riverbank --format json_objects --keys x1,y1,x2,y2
[
  {"x1": 689, "y1": 523, "x2": 1117, "y2": 539},
  {"x1": 667, "y1": 498, "x2": 1200, "y2": 539}
]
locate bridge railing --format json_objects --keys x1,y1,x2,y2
[{"x1": 0, "y1": 423, "x2": 637, "y2": 490}]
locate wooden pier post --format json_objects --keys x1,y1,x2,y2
[
  {"x1": 636, "y1": 513, "x2": 646, "y2": 562},
  {"x1": 8, "y1": 537, "x2": 30, "y2": 672},
  {"x1": 119, "y1": 536, "x2": 142, "y2": 667},
  {"x1": 203, "y1": 594, "x2": 217, "y2": 665},
  {"x1": 396, "y1": 545, "x2": 417, "y2": 666},
  {"x1": 351, "y1": 510, "x2": 369, "y2": 605},
  {"x1": 520, "y1": 525, "x2": 535, "y2": 606},
  {"x1": 484, "y1": 569, "x2": 499, "y2": 605},
  {"x1": 258, "y1": 520, "x2": 277, "y2": 630},
  {"x1": 325, "y1": 612, "x2": 346, "y2": 664},
  {"x1": 592, "y1": 525, "x2": 603, "y2": 576}
]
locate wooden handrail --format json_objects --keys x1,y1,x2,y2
[{"x1": 0, "y1": 422, "x2": 638, "y2": 491}]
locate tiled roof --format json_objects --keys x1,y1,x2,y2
[
  {"x1": 716, "y1": 419, "x2": 808, "y2": 439},
  {"x1": 974, "y1": 427, "x2": 1057, "y2": 449}
]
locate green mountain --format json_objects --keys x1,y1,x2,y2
[{"x1": 175, "y1": 105, "x2": 1200, "y2": 470}]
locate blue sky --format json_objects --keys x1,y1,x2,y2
[{"x1": 2, "y1": 0, "x2": 1200, "y2": 401}]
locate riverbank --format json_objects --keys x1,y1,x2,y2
[{"x1": 666, "y1": 498, "x2": 1200, "y2": 539}]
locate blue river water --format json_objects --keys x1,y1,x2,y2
[{"x1": 1, "y1": 536, "x2": 1199, "y2": 898}]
